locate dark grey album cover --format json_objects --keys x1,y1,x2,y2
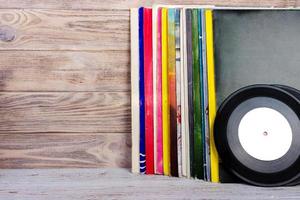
[{"x1": 214, "y1": 10, "x2": 300, "y2": 106}]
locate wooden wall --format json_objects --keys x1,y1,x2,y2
[{"x1": 0, "y1": 0, "x2": 297, "y2": 169}]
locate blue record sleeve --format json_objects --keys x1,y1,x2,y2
[
  {"x1": 198, "y1": 9, "x2": 209, "y2": 181},
  {"x1": 201, "y1": 9, "x2": 211, "y2": 182},
  {"x1": 138, "y1": 7, "x2": 146, "y2": 174}
]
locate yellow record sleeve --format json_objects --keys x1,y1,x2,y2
[
  {"x1": 162, "y1": 8, "x2": 171, "y2": 176},
  {"x1": 205, "y1": 9, "x2": 219, "y2": 183}
]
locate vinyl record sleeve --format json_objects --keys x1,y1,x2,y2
[
  {"x1": 152, "y1": 5, "x2": 158, "y2": 175},
  {"x1": 201, "y1": 9, "x2": 211, "y2": 181},
  {"x1": 198, "y1": 9, "x2": 208, "y2": 181},
  {"x1": 205, "y1": 9, "x2": 219, "y2": 183},
  {"x1": 192, "y1": 9, "x2": 203, "y2": 179},
  {"x1": 130, "y1": 8, "x2": 140, "y2": 174},
  {"x1": 168, "y1": 8, "x2": 178, "y2": 177},
  {"x1": 162, "y1": 8, "x2": 171, "y2": 176},
  {"x1": 213, "y1": 10, "x2": 300, "y2": 106},
  {"x1": 130, "y1": 8, "x2": 140, "y2": 173},
  {"x1": 154, "y1": 7, "x2": 163, "y2": 175},
  {"x1": 175, "y1": 8, "x2": 182, "y2": 177},
  {"x1": 138, "y1": 7, "x2": 146, "y2": 174},
  {"x1": 181, "y1": 8, "x2": 189, "y2": 178},
  {"x1": 144, "y1": 8, "x2": 154, "y2": 174},
  {"x1": 185, "y1": 9, "x2": 194, "y2": 178}
]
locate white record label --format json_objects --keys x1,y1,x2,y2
[{"x1": 238, "y1": 107, "x2": 293, "y2": 161}]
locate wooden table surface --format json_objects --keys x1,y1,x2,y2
[
  {"x1": 0, "y1": 0, "x2": 299, "y2": 169},
  {"x1": 0, "y1": 168, "x2": 298, "y2": 200}
]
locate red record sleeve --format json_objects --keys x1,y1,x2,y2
[{"x1": 144, "y1": 8, "x2": 154, "y2": 174}]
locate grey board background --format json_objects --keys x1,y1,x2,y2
[{"x1": 213, "y1": 10, "x2": 300, "y2": 106}]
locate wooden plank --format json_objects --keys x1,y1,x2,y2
[
  {"x1": 0, "y1": 9, "x2": 129, "y2": 51},
  {"x1": 0, "y1": 51, "x2": 130, "y2": 91},
  {"x1": 0, "y1": 168, "x2": 299, "y2": 199},
  {"x1": 0, "y1": 0, "x2": 295, "y2": 10},
  {"x1": 0, "y1": 3, "x2": 296, "y2": 50},
  {"x1": 0, "y1": 92, "x2": 130, "y2": 133},
  {"x1": 0, "y1": 134, "x2": 131, "y2": 168}
]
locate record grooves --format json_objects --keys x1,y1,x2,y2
[{"x1": 214, "y1": 84, "x2": 300, "y2": 186}]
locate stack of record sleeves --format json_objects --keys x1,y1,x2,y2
[
  {"x1": 131, "y1": 5, "x2": 300, "y2": 186},
  {"x1": 131, "y1": 6, "x2": 219, "y2": 182}
]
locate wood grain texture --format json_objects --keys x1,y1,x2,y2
[
  {"x1": 0, "y1": 51, "x2": 130, "y2": 91},
  {"x1": 0, "y1": 0, "x2": 297, "y2": 169},
  {"x1": 0, "y1": 9, "x2": 129, "y2": 50},
  {"x1": 0, "y1": 168, "x2": 299, "y2": 199},
  {"x1": 0, "y1": 92, "x2": 130, "y2": 133},
  {"x1": 0, "y1": 0, "x2": 297, "y2": 10},
  {"x1": 0, "y1": 134, "x2": 131, "y2": 168}
]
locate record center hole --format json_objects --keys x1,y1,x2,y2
[{"x1": 263, "y1": 131, "x2": 268, "y2": 136}]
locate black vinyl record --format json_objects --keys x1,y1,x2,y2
[{"x1": 214, "y1": 84, "x2": 300, "y2": 186}]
